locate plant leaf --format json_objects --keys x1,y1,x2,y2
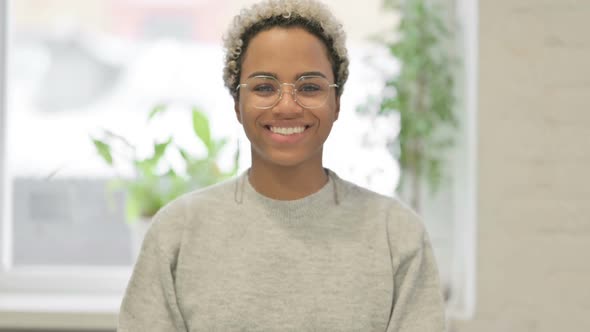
[
  {"x1": 91, "y1": 138, "x2": 113, "y2": 165},
  {"x1": 209, "y1": 137, "x2": 228, "y2": 159},
  {"x1": 178, "y1": 147, "x2": 192, "y2": 164},
  {"x1": 147, "y1": 104, "x2": 167, "y2": 122},
  {"x1": 153, "y1": 137, "x2": 172, "y2": 162},
  {"x1": 192, "y1": 108, "x2": 212, "y2": 149},
  {"x1": 125, "y1": 190, "x2": 140, "y2": 223}
]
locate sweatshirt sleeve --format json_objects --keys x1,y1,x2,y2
[
  {"x1": 118, "y1": 205, "x2": 188, "y2": 332},
  {"x1": 386, "y1": 208, "x2": 446, "y2": 332}
]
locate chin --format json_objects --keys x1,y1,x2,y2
[{"x1": 255, "y1": 147, "x2": 322, "y2": 169}]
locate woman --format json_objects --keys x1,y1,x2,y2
[{"x1": 118, "y1": 0, "x2": 445, "y2": 331}]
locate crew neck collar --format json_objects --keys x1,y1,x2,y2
[{"x1": 235, "y1": 168, "x2": 341, "y2": 220}]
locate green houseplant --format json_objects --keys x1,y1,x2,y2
[
  {"x1": 91, "y1": 105, "x2": 239, "y2": 223},
  {"x1": 360, "y1": 0, "x2": 458, "y2": 212}
]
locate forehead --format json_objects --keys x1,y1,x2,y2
[{"x1": 240, "y1": 27, "x2": 333, "y2": 81}]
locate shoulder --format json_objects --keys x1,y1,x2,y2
[
  {"x1": 144, "y1": 176, "x2": 239, "y2": 252},
  {"x1": 182, "y1": 175, "x2": 239, "y2": 211},
  {"x1": 334, "y1": 172, "x2": 427, "y2": 254}
]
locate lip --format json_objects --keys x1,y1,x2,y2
[{"x1": 263, "y1": 124, "x2": 312, "y2": 144}]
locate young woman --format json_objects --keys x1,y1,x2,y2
[{"x1": 118, "y1": 1, "x2": 445, "y2": 331}]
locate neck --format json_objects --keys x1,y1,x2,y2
[{"x1": 248, "y1": 158, "x2": 328, "y2": 201}]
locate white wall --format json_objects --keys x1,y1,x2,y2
[{"x1": 452, "y1": 1, "x2": 590, "y2": 331}]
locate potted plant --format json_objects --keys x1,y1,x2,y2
[
  {"x1": 359, "y1": 0, "x2": 459, "y2": 213},
  {"x1": 91, "y1": 105, "x2": 239, "y2": 256}
]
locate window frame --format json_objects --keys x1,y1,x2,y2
[
  {"x1": 0, "y1": 0, "x2": 9, "y2": 272},
  {"x1": 446, "y1": 0, "x2": 478, "y2": 320}
]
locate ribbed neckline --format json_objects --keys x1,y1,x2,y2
[{"x1": 236, "y1": 168, "x2": 342, "y2": 220}]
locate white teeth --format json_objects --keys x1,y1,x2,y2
[{"x1": 269, "y1": 126, "x2": 306, "y2": 135}]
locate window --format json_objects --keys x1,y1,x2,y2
[{"x1": 0, "y1": 0, "x2": 477, "y2": 328}]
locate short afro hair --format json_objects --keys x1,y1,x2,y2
[{"x1": 222, "y1": 0, "x2": 349, "y2": 98}]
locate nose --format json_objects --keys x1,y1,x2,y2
[{"x1": 273, "y1": 83, "x2": 301, "y2": 112}]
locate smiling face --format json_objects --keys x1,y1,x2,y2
[{"x1": 235, "y1": 27, "x2": 340, "y2": 169}]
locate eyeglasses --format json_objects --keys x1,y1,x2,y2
[{"x1": 236, "y1": 75, "x2": 338, "y2": 109}]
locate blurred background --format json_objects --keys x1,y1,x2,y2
[{"x1": 0, "y1": 0, "x2": 588, "y2": 331}]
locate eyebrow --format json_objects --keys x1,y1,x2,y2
[
  {"x1": 296, "y1": 71, "x2": 327, "y2": 79},
  {"x1": 247, "y1": 71, "x2": 277, "y2": 79},
  {"x1": 246, "y1": 71, "x2": 328, "y2": 80}
]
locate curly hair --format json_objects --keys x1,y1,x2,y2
[{"x1": 222, "y1": 0, "x2": 349, "y2": 98}]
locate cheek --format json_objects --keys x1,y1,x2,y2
[
  {"x1": 237, "y1": 105, "x2": 262, "y2": 132},
  {"x1": 235, "y1": 99, "x2": 252, "y2": 125},
  {"x1": 317, "y1": 112, "x2": 336, "y2": 136},
  {"x1": 323, "y1": 119, "x2": 335, "y2": 134},
  {"x1": 325, "y1": 99, "x2": 339, "y2": 122}
]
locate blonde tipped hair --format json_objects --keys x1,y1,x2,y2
[{"x1": 222, "y1": 0, "x2": 349, "y2": 98}]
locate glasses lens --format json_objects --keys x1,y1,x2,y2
[
  {"x1": 240, "y1": 76, "x2": 334, "y2": 109},
  {"x1": 295, "y1": 76, "x2": 330, "y2": 108},
  {"x1": 244, "y1": 76, "x2": 280, "y2": 108}
]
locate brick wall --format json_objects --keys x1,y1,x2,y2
[{"x1": 452, "y1": 1, "x2": 590, "y2": 331}]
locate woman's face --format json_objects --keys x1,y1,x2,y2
[{"x1": 235, "y1": 27, "x2": 340, "y2": 169}]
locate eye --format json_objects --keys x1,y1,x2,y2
[
  {"x1": 297, "y1": 83, "x2": 322, "y2": 96},
  {"x1": 252, "y1": 83, "x2": 277, "y2": 95},
  {"x1": 299, "y1": 84, "x2": 320, "y2": 92}
]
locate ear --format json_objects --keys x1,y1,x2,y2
[{"x1": 234, "y1": 97, "x2": 242, "y2": 124}]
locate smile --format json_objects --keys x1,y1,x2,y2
[{"x1": 265, "y1": 125, "x2": 311, "y2": 136}]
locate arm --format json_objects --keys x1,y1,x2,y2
[
  {"x1": 118, "y1": 209, "x2": 188, "y2": 331},
  {"x1": 386, "y1": 209, "x2": 446, "y2": 332}
]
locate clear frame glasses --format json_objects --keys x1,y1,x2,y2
[{"x1": 236, "y1": 75, "x2": 339, "y2": 109}]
